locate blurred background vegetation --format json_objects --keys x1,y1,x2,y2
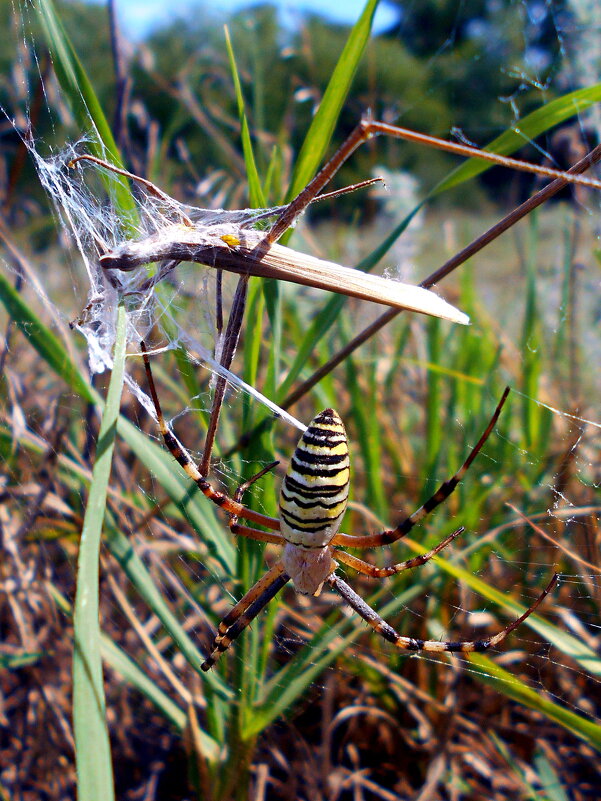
[
  {"x1": 1, "y1": 0, "x2": 594, "y2": 220},
  {"x1": 1, "y1": 1, "x2": 600, "y2": 800}
]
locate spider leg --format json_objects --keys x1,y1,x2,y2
[
  {"x1": 333, "y1": 388, "x2": 509, "y2": 549},
  {"x1": 140, "y1": 341, "x2": 280, "y2": 532},
  {"x1": 332, "y1": 526, "x2": 464, "y2": 578},
  {"x1": 229, "y1": 523, "x2": 287, "y2": 545},
  {"x1": 201, "y1": 562, "x2": 290, "y2": 671},
  {"x1": 227, "y1": 460, "x2": 286, "y2": 544},
  {"x1": 328, "y1": 571, "x2": 557, "y2": 654}
]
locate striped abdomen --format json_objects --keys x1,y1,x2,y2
[{"x1": 279, "y1": 409, "x2": 350, "y2": 548}]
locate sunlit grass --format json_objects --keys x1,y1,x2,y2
[{"x1": 1, "y1": 0, "x2": 600, "y2": 798}]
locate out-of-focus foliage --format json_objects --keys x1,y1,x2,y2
[{"x1": 0, "y1": 0, "x2": 588, "y2": 222}]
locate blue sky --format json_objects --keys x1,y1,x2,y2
[{"x1": 113, "y1": 0, "x2": 397, "y2": 39}]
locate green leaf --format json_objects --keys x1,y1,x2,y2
[
  {"x1": 224, "y1": 25, "x2": 265, "y2": 208},
  {"x1": 0, "y1": 650, "x2": 43, "y2": 669},
  {"x1": 0, "y1": 273, "x2": 236, "y2": 573},
  {"x1": 36, "y1": 0, "x2": 136, "y2": 222},
  {"x1": 99, "y1": 637, "x2": 188, "y2": 733},
  {"x1": 246, "y1": 580, "x2": 427, "y2": 736},
  {"x1": 0, "y1": 274, "x2": 233, "y2": 700},
  {"x1": 103, "y1": 520, "x2": 232, "y2": 700},
  {"x1": 0, "y1": 271, "x2": 94, "y2": 403}
]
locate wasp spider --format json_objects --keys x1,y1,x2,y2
[{"x1": 141, "y1": 344, "x2": 557, "y2": 671}]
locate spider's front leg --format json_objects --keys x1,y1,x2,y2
[
  {"x1": 333, "y1": 388, "x2": 510, "y2": 550},
  {"x1": 140, "y1": 341, "x2": 280, "y2": 532},
  {"x1": 328, "y1": 571, "x2": 558, "y2": 655}
]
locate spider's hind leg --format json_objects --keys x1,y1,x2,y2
[
  {"x1": 328, "y1": 572, "x2": 557, "y2": 655},
  {"x1": 201, "y1": 562, "x2": 290, "y2": 671}
]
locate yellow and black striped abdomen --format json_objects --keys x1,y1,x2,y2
[{"x1": 279, "y1": 409, "x2": 350, "y2": 548}]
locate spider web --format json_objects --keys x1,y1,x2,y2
[
  {"x1": 28, "y1": 137, "x2": 306, "y2": 429},
  {"x1": 1, "y1": 0, "x2": 600, "y2": 797}
]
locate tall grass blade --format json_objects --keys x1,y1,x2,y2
[
  {"x1": 0, "y1": 275, "x2": 233, "y2": 697},
  {"x1": 247, "y1": 581, "x2": 428, "y2": 736},
  {"x1": 224, "y1": 25, "x2": 265, "y2": 208},
  {"x1": 285, "y1": 0, "x2": 379, "y2": 203},
  {"x1": 432, "y1": 84, "x2": 601, "y2": 195},
  {"x1": 103, "y1": 521, "x2": 231, "y2": 699},
  {"x1": 0, "y1": 272, "x2": 94, "y2": 402},
  {"x1": 72, "y1": 303, "x2": 126, "y2": 801},
  {"x1": 0, "y1": 271, "x2": 236, "y2": 571}
]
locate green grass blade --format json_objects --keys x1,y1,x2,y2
[
  {"x1": 431, "y1": 84, "x2": 601, "y2": 196},
  {"x1": 103, "y1": 521, "x2": 232, "y2": 699},
  {"x1": 99, "y1": 637, "x2": 188, "y2": 733},
  {"x1": 281, "y1": 83, "x2": 601, "y2": 390},
  {"x1": 72, "y1": 303, "x2": 126, "y2": 801},
  {"x1": 118, "y1": 417, "x2": 236, "y2": 572},
  {"x1": 224, "y1": 25, "x2": 265, "y2": 208},
  {"x1": 0, "y1": 271, "x2": 236, "y2": 570},
  {"x1": 0, "y1": 272, "x2": 94, "y2": 402},
  {"x1": 245, "y1": 581, "x2": 428, "y2": 736},
  {"x1": 48, "y1": 584, "x2": 221, "y2": 755},
  {"x1": 0, "y1": 651, "x2": 43, "y2": 669},
  {"x1": 0, "y1": 274, "x2": 233, "y2": 696},
  {"x1": 469, "y1": 653, "x2": 601, "y2": 751},
  {"x1": 3, "y1": 413, "x2": 232, "y2": 701},
  {"x1": 36, "y1": 0, "x2": 135, "y2": 219},
  {"x1": 285, "y1": 0, "x2": 379, "y2": 202},
  {"x1": 415, "y1": 548, "x2": 601, "y2": 676},
  {"x1": 533, "y1": 752, "x2": 571, "y2": 801}
]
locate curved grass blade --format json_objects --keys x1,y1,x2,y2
[
  {"x1": 245, "y1": 580, "x2": 426, "y2": 736},
  {"x1": 1, "y1": 414, "x2": 232, "y2": 701},
  {"x1": 0, "y1": 651, "x2": 43, "y2": 669},
  {"x1": 418, "y1": 547, "x2": 601, "y2": 677},
  {"x1": 36, "y1": 0, "x2": 136, "y2": 220},
  {"x1": 48, "y1": 583, "x2": 221, "y2": 756},
  {"x1": 0, "y1": 271, "x2": 236, "y2": 571},
  {"x1": 468, "y1": 653, "x2": 601, "y2": 752},
  {"x1": 99, "y1": 636, "x2": 188, "y2": 734},
  {"x1": 0, "y1": 271, "x2": 94, "y2": 402},
  {"x1": 0, "y1": 277, "x2": 233, "y2": 699},
  {"x1": 104, "y1": 520, "x2": 232, "y2": 699}
]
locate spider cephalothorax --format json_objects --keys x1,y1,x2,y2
[{"x1": 140, "y1": 343, "x2": 557, "y2": 672}]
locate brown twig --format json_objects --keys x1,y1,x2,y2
[{"x1": 282, "y1": 142, "x2": 601, "y2": 409}]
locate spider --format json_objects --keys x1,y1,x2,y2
[{"x1": 140, "y1": 343, "x2": 557, "y2": 671}]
